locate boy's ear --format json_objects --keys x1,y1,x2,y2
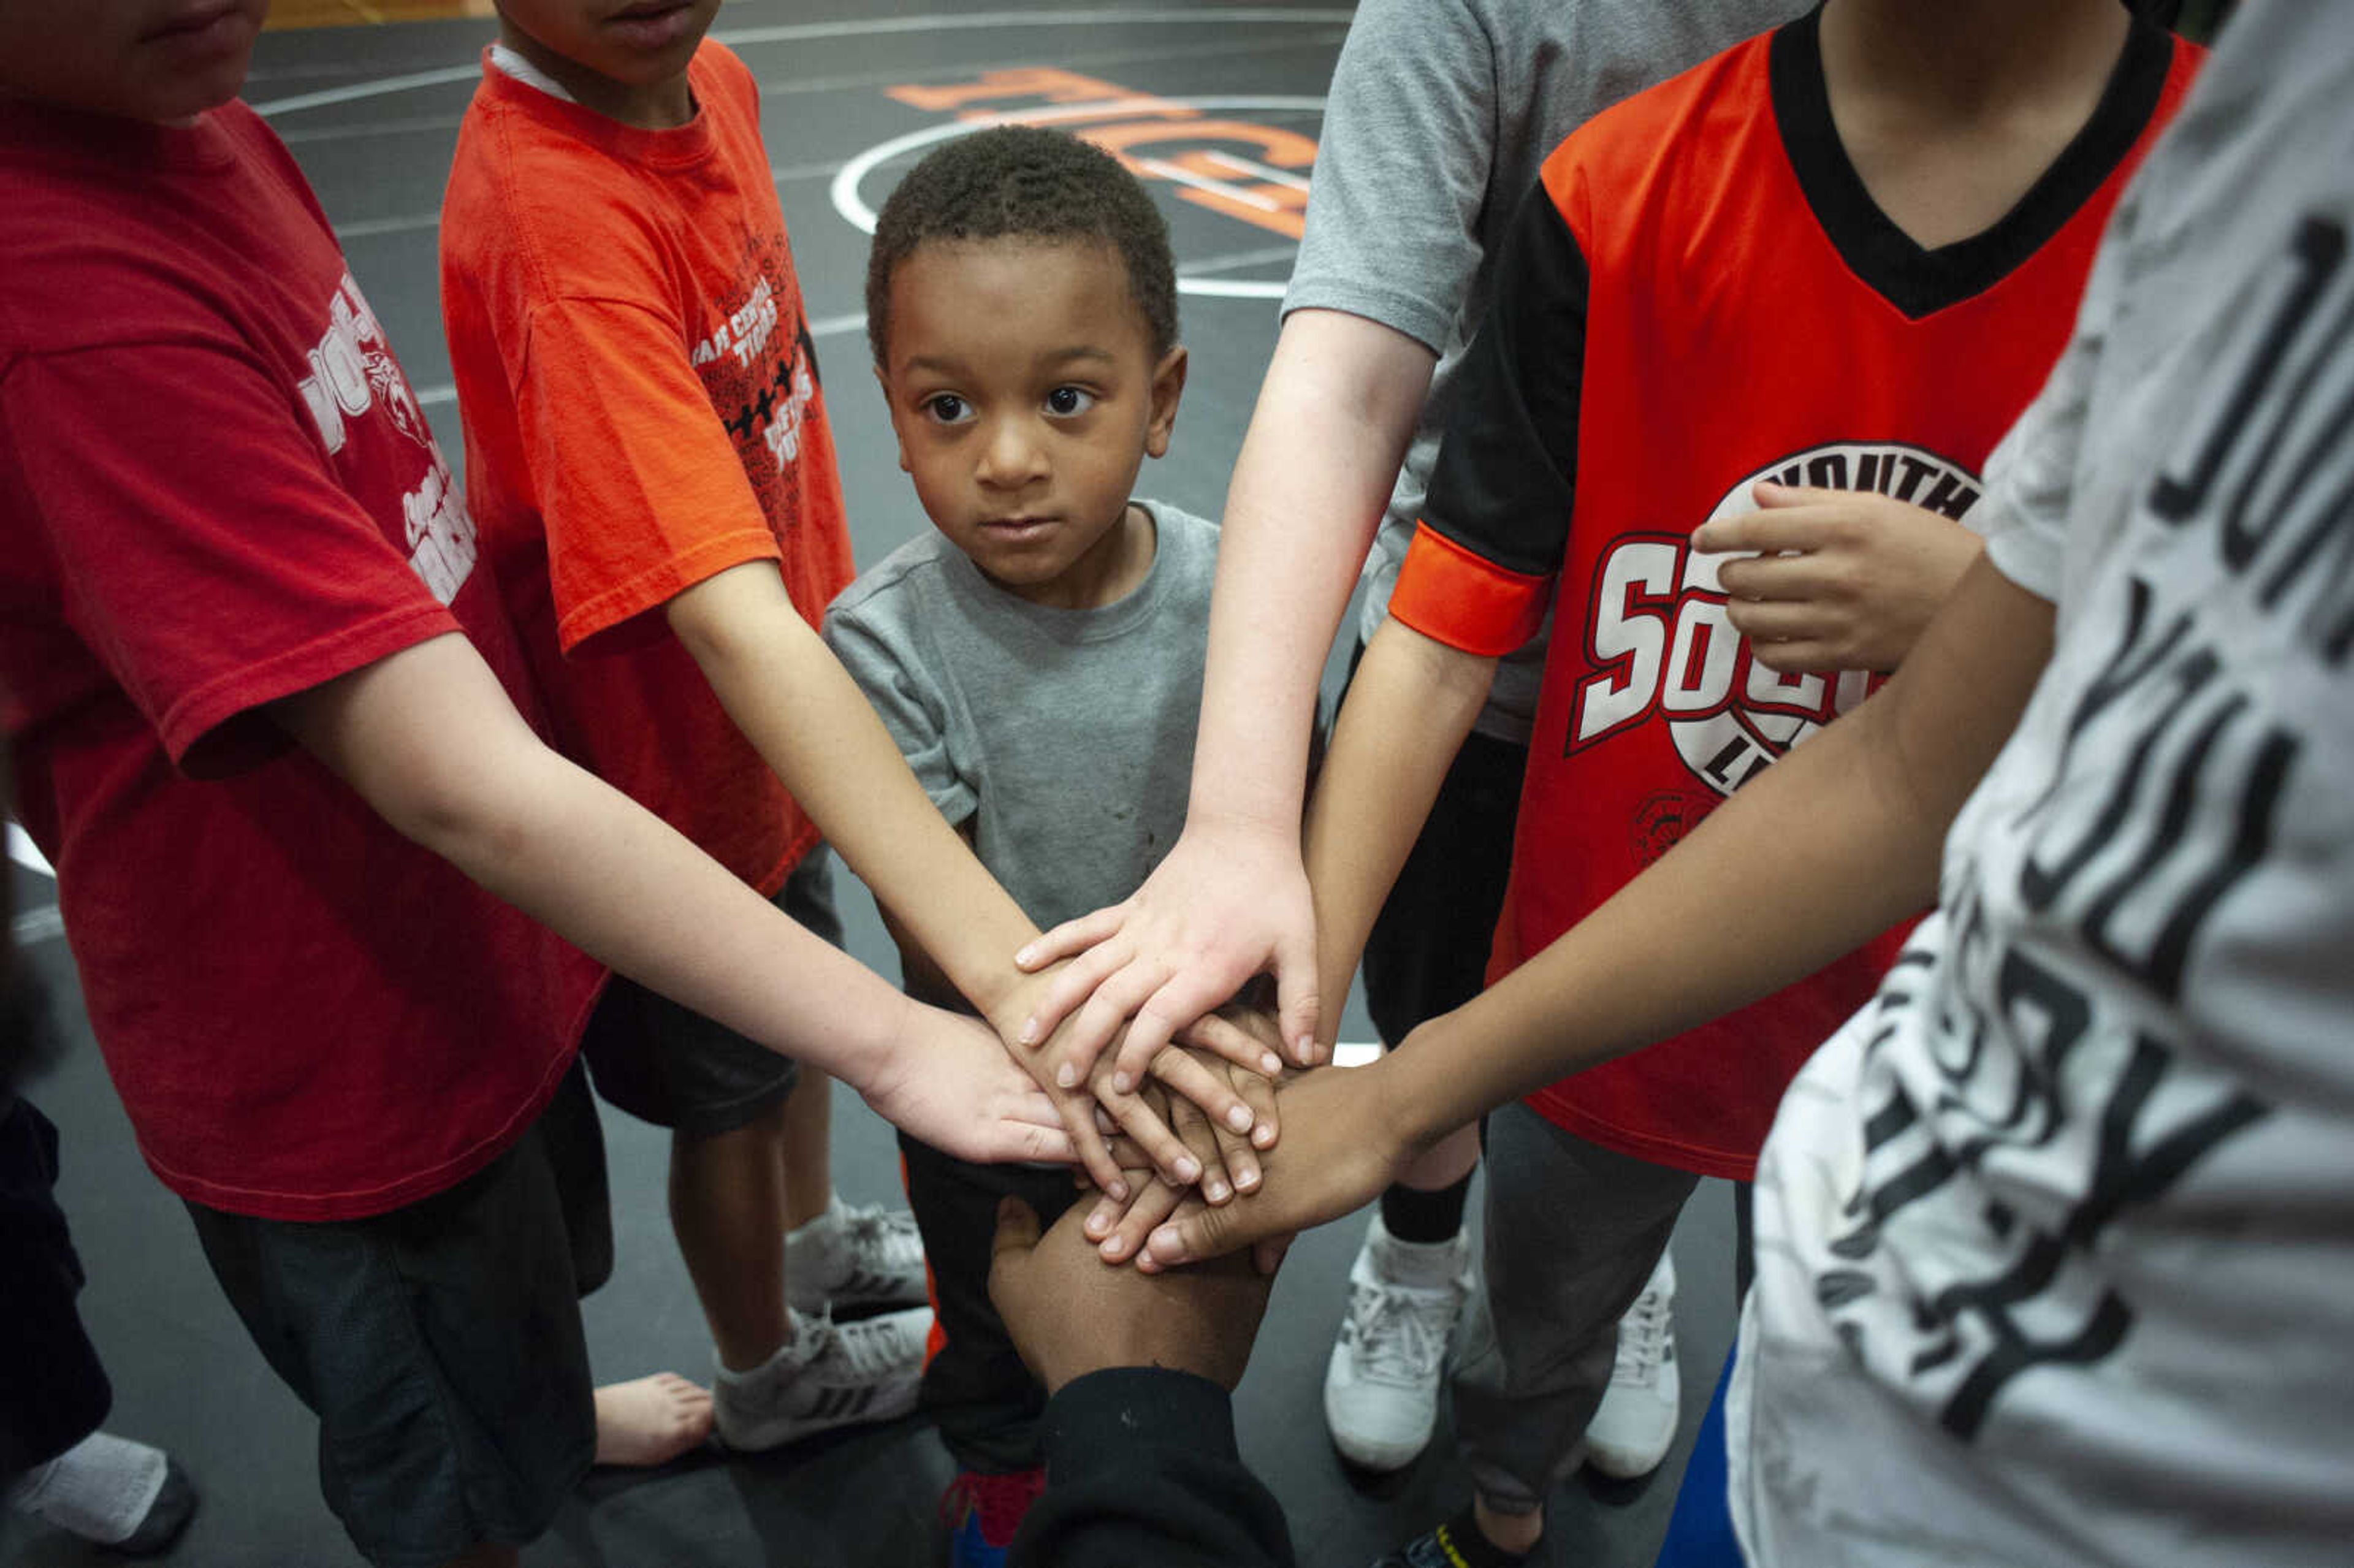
[
  {"x1": 1144, "y1": 344, "x2": 1187, "y2": 460},
  {"x1": 872, "y1": 362, "x2": 912, "y2": 474}
]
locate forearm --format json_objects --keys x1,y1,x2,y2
[
  {"x1": 671, "y1": 565, "x2": 1041, "y2": 1022},
  {"x1": 1302, "y1": 618, "x2": 1494, "y2": 1046},
  {"x1": 277, "y1": 634, "x2": 924, "y2": 1083},
  {"x1": 1381, "y1": 557, "x2": 2057, "y2": 1141},
  {"x1": 1190, "y1": 310, "x2": 1436, "y2": 835}
]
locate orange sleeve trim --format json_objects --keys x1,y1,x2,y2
[{"x1": 1388, "y1": 522, "x2": 1551, "y2": 657}]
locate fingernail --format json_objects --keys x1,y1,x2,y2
[
  {"x1": 1148, "y1": 1226, "x2": 1179, "y2": 1258},
  {"x1": 1111, "y1": 1072, "x2": 1134, "y2": 1094},
  {"x1": 1056, "y1": 1064, "x2": 1077, "y2": 1089},
  {"x1": 1086, "y1": 1206, "x2": 1111, "y2": 1237},
  {"x1": 1015, "y1": 945, "x2": 1036, "y2": 967},
  {"x1": 1236, "y1": 1168, "x2": 1260, "y2": 1192},
  {"x1": 1261, "y1": 1052, "x2": 1282, "y2": 1075},
  {"x1": 1293, "y1": 1035, "x2": 1316, "y2": 1064},
  {"x1": 1206, "y1": 1181, "x2": 1229, "y2": 1202},
  {"x1": 1175, "y1": 1157, "x2": 1201, "y2": 1184},
  {"x1": 1101, "y1": 1236, "x2": 1126, "y2": 1260},
  {"x1": 1254, "y1": 1126, "x2": 1276, "y2": 1148},
  {"x1": 1227, "y1": 1105, "x2": 1254, "y2": 1133},
  {"x1": 1108, "y1": 1179, "x2": 1129, "y2": 1201},
  {"x1": 1018, "y1": 1018, "x2": 1040, "y2": 1045}
]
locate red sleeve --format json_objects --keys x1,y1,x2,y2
[
  {"x1": 1388, "y1": 520, "x2": 1553, "y2": 655},
  {"x1": 519, "y1": 295, "x2": 780, "y2": 652},
  {"x1": 2, "y1": 341, "x2": 456, "y2": 769}
]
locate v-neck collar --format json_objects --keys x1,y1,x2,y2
[{"x1": 1769, "y1": 6, "x2": 2173, "y2": 319}]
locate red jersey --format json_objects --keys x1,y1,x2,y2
[
  {"x1": 440, "y1": 44, "x2": 855, "y2": 894},
  {"x1": 0, "y1": 101, "x2": 600, "y2": 1219},
  {"x1": 1389, "y1": 15, "x2": 2199, "y2": 1178}
]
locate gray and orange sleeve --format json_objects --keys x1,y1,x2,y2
[{"x1": 1388, "y1": 178, "x2": 1590, "y2": 655}]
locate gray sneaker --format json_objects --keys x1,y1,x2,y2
[
  {"x1": 712, "y1": 1304, "x2": 930, "y2": 1451},
  {"x1": 785, "y1": 1197, "x2": 929, "y2": 1315}
]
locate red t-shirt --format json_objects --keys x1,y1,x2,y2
[
  {"x1": 439, "y1": 44, "x2": 854, "y2": 894},
  {"x1": 1390, "y1": 15, "x2": 2199, "y2": 1178},
  {"x1": 0, "y1": 100, "x2": 601, "y2": 1220}
]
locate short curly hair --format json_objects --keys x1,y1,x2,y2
[{"x1": 865, "y1": 125, "x2": 1178, "y2": 369}]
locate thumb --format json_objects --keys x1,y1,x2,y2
[
  {"x1": 1271, "y1": 926, "x2": 1323, "y2": 1067},
  {"x1": 991, "y1": 1195, "x2": 1042, "y2": 1263}
]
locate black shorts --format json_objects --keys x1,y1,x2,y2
[
  {"x1": 184, "y1": 1065, "x2": 611, "y2": 1568},
  {"x1": 897, "y1": 1133, "x2": 1083, "y2": 1472},
  {"x1": 577, "y1": 846, "x2": 843, "y2": 1138},
  {"x1": 1347, "y1": 641, "x2": 1529, "y2": 1048}
]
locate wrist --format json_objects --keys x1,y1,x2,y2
[{"x1": 1374, "y1": 1024, "x2": 1463, "y2": 1157}]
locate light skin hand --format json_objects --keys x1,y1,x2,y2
[
  {"x1": 1697, "y1": 481, "x2": 1985, "y2": 674},
  {"x1": 1015, "y1": 815, "x2": 1324, "y2": 1089},
  {"x1": 856, "y1": 1007, "x2": 1077, "y2": 1166},
  {"x1": 989, "y1": 1197, "x2": 1281, "y2": 1395}
]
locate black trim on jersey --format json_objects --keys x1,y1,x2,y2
[
  {"x1": 1770, "y1": 8, "x2": 2174, "y2": 319},
  {"x1": 1421, "y1": 185, "x2": 1590, "y2": 579}
]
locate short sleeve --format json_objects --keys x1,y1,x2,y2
[
  {"x1": 2, "y1": 341, "x2": 455, "y2": 769},
  {"x1": 1388, "y1": 178, "x2": 1590, "y2": 654},
  {"x1": 821, "y1": 592, "x2": 978, "y2": 829},
  {"x1": 1282, "y1": 0, "x2": 1496, "y2": 352},
  {"x1": 519, "y1": 295, "x2": 780, "y2": 650},
  {"x1": 1978, "y1": 182, "x2": 2139, "y2": 604}
]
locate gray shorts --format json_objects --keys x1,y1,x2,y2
[
  {"x1": 577, "y1": 845, "x2": 843, "y2": 1138},
  {"x1": 185, "y1": 1064, "x2": 610, "y2": 1567}
]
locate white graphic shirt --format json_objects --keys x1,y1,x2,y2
[{"x1": 1730, "y1": 7, "x2": 2354, "y2": 1565}]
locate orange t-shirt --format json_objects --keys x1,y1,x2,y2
[{"x1": 440, "y1": 43, "x2": 851, "y2": 891}]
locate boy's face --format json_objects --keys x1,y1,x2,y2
[
  {"x1": 878, "y1": 238, "x2": 1186, "y2": 608},
  {"x1": 495, "y1": 0, "x2": 719, "y2": 93},
  {"x1": 0, "y1": 0, "x2": 267, "y2": 122}
]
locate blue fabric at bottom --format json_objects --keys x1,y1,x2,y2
[{"x1": 1652, "y1": 1348, "x2": 1743, "y2": 1568}]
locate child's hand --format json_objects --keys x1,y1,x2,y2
[
  {"x1": 857, "y1": 1005, "x2": 1077, "y2": 1166},
  {"x1": 1695, "y1": 482, "x2": 1985, "y2": 674},
  {"x1": 1081, "y1": 1052, "x2": 1282, "y2": 1261},
  {"x1": 989, "y1": 1197, "x2": 1283, "y2": 1396},
  {"x1": 1011, "y1": 818, "x2": 1323, "y2": 1090},
  {"x1": 1138, "y1": 1057, "x2": 1422, "y2": 1271}
]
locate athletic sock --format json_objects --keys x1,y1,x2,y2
[
  {"x1": 6, "y1": 1432, "x2": 195, "y2": 1552},
  {"x1": 1381, "y1": 1172, "x2": 1472, "y2": 1244}
]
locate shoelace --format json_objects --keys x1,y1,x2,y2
[
  {"x1": 1350, "y1": 1281, "x2": 1456, "y2": 1384},
  {"x1": 1612, "y1": 1284, "x2": 1672, "y2": 1387},
  {"x1": 810, "y1": 1307, "x2": 918, "y2": 1378},
  {"x1": 838, "y1": 1201, "x2": 923, "y2": 1266}
]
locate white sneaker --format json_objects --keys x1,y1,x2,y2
[
  {"x1": 1324, "y1": 1212, "x2": 1474, "y2": 1472},
  {"x1": 1584, "y1": 1251, "x2": 1680, "y2": 1479},
  {"x1": 785, "y1": 1194, "x2": 929, "y2": 1315},
  {"x1": 711, "y1": 1304, "x2": 931, "y2": 1452}
]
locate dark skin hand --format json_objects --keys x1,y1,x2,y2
[{"x1": 988, "y1": 1198, "x2": 1286, "y2": 1395}]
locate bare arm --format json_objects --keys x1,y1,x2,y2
[
  {"x1": 667, "y1": 561, "x2": 1040, "y2": 1022},
  {"x1": 1149, "y1": 556, "x2": 2057, "y2": 1263},
  {"x1": 271, "y1": 631, "x2": 1072, "y2": 1166},
  {"x1": 1299, "y1": 618, "x2": 1496, "y2": 1051},
  {"x1": 1014, "y1": 310, "x2": 1440, "y2": 1080}
]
